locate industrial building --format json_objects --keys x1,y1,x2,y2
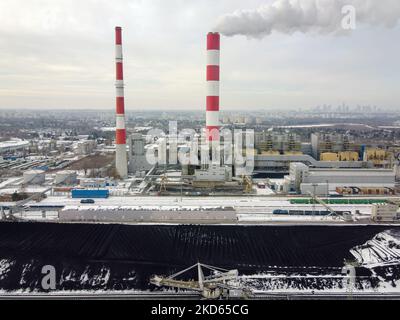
[
  {"x1": 311, "y1": 133, "x2": 360, "y2": 160},
  {"x1": 193, "y1": 165, "x2": 233, "y2": 188},
  {"x1": 279, "y1": 162, "x2": 396, "y2": 195},
  {"x1": 371, "y1": 203, "x2": 399, "y2": 222},
  {"x1": 23, "y1": 170, "x2": 46, "y2": 185},
  {"x1": 320, "y1": 151, "x2": 359, "y2": 162},
  {"x1": 364, "y1": 148, "x2": 395, "y2": 168},
  {"x1": 76, "y1": 140, "x2": 97, "y2": 155},
  {"x1": 255, "y1": 132, "x2": 302, "y2": 154},
  {"x1": 253, "y1": 153, "x2": 373, "y2": 175},
  {"x1": 54, "y1": 170, "x2": 78, "y2": 185},
  {"x1": 0, "y1": 139, "x2": 30, "y2": 154},
  {"x1": 128, "y1": 134, "x2": 152, "y2": 174}
]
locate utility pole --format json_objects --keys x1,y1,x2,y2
[
  {"x1": 326, "y1": 179, "x2": 329, "y2": 202},
  {"x1": 181, "y1": 178, "x2": 183, "y2": 202}
]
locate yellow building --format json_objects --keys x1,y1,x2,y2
[
  {"x1": 320, "y1": 152, "x2": 339, "y2": 161},
  {"x1": 284, "y1": 151, "x2": 303, "y2": 155},
  {"x1": 365, "y1": 148, "x2": 393, "y2": 168},
  {"x1": 338, "y1": 151, "x2": 359, "y2": 161},
  {"x1": 261, "y1": 150, "x2": 280, "y2": 155}
]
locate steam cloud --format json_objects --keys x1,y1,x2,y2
[{"x1": 215, "y1": 0, "x2": 400, "y2": 38}]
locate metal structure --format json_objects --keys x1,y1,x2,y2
[
  {"x1": 150, "y1": 263, "x2": 252, "y2": 299},
  {"x1": 242, "y1": 175, "x2": 253, "y2": 193},
  {"x1": 307, "y1": 191, "x2": 353, "y2": 221},
  {"x1": 159, "y1": 174, "x2": 168, "y2": 193},
  {"x1": 115, "y1": 26, "x2": 128, "y2": 178},
  {"x1": 1, "y1": 187, "x2": 53, "y2": 220}
]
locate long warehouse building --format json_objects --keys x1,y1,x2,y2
[{"x1": 283, "y1": 163, "x2": 396, "y2": 195}]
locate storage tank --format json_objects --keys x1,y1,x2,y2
[
  {"x1": 23, "y1": 170, "x2": 45, "y2": 185},
  {"x1": 55, "y1": 170, "x2": 78, "y2": 185}
]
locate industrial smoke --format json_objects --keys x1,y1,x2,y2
[{"x1": 215, "y1": 0, "x2": 400, "y2": 38}]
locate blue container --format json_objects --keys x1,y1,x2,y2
[{"x1": 71, "y1": 189, "x2": 109, "y2": 199}]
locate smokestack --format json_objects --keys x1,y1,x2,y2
[
  {"x1": 115, "y1": 26, "x2": 128, "y2": 178},
  {"x1": 206, "y1": 32, "x2": 220, "y2": 144}
]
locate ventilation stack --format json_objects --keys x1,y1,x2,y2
[
  {"x1": 115, "y1": 26, "x2": 128, "y2": 178},
  {"x1": 206, "y1": 32, "x2": 220, "y2": 145}
]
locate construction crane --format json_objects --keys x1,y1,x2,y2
[{"x1": 150, "y1": 263, "x2": 253, "y2": 300}]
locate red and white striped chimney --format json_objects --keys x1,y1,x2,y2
[
  {"x1": 115, "y1": 26, "x2": 128, "y2": 178},
  {"x1": 206, "y1": 32, "x2": 220, "y2": 144}
]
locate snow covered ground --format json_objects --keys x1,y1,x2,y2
[
  {"x1": 237, "y1": 214, "x2": 338, "y2": 223},
  {"x1": 33, "y1": 195, "x2": 374, "y2": 215}
]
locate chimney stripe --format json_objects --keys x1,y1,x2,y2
[{"x1": 206, "y1": 96, "x2": 219, "y2": 111}]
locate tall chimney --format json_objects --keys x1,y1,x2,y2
[
  {"x1": 115, "y1": 26, "x2": 128, "y2": 178},
  {"x1": 206, "y1": 32, "x2": 220, "y2": 144}
]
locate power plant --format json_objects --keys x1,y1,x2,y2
[{"x1": 1, "y1": 26, "x2": 400, "y2": 300}]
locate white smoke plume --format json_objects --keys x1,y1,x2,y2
[{"x1": 215, "y1": 0, "x2": 400, "y2": 38}]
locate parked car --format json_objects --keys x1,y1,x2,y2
[{"x1": 80, "y1": 199, "x2": 95, "y2": 204}]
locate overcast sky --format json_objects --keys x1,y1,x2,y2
[{"x1": 1, "y1": 0, "x2": 400, "y2": 111}]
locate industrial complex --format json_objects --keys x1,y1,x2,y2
[
  {"x1": 1, "y1": 27, "x2": 400, "y2": 227},
  {"x1": 1, "y1": 26, "x2": 400, "y2": 299}
]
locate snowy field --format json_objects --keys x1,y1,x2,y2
[{"x1": 33, "y1": 195, "x2": 374, "y2": 215}]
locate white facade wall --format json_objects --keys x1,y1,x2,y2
[
  {"x1": 303, "y1": 170, "x2": 395, "y2": 185},
  {"x1": 372, "y1": 204, "x2": 399, "y2": 222}
]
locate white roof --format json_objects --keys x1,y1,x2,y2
[{"x1": 0, "y1": 140, "x2": 29, "y2": 149}]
